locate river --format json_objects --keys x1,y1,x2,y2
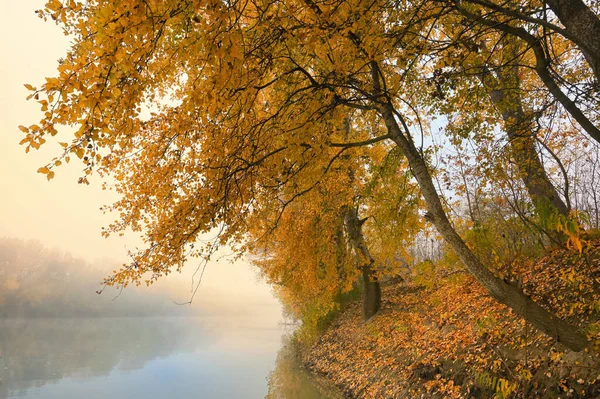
[{"x1": 0, "y1": 317, "x2": 336, "y2": 398}]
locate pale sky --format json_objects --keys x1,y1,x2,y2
[{"x1": 0, "y1": 1, "x2": 281, "y2": 321}]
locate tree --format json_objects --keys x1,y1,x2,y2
[
  {"x1": 343, "y1": 206, "x2": 381, "y2": 321},
  {"x1": 247, "y1": 139, "x2": 420, "y2": 324},
  {"x1": 449, "y1": 0, "x2": 600, "y2": 144},
  {"x1": 455, "y1": 0, "x2": 600, "y2": 84},
  {"x1": 247, "y1": 167, "x2": 362, "y2": 331},
  {"x1": 23, "y1": 0, "x2": 596, "y2": 350},
  {"x1": 463, "y1": 36, "x2": 570, "y2": 218}
]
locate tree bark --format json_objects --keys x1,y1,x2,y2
[
  {"x1": 377, "y1": 99, "x2": 588, "y2": 351},
  {"x1": 546, "y1": 0, "x2": 600, "y2": 82},
  {"x1": 362, "y1": 266, "x2": 382, "y2": 321},
  {"x1": 344, "y1": 207, "x2": 381, "y2": 321},
  {"x1": 479, "y1": 62, "x2": 569, "y2": 217},
  {"x1": 456, "y1": 6, "x2": 600, "y2": 145}
]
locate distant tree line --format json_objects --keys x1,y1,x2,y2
[{"x1": 0, "y1": 238, "x2": 191, "y2": 318}]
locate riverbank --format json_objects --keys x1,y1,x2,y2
[{"x1": 298, "y1": 242, "x2": 600, "y2": 398}]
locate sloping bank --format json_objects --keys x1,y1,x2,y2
[{"x1": 298, "y1": 243, "x2": 600, "y2": 398}]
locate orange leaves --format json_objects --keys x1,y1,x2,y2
[
  {"x1": 17, "y1": 0, "x2": 595, "y2": 329},
  {"x1": 36, "y1": 166, "x2": 55, "y2": 180},
  {"x1": 45, "y1": 0, "x2": 62, "y2": 13},
  {"x1": 74, "y1": 148, "x2": 84, "y2": 159},
  {"x1": 18, "y1": 0, "x2": 422, "y2": 304},
  {"x1": 301, "y1": 246, "x2": 600, "y2": 398}
]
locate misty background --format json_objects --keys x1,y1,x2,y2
[
  {"x1": 0, "y1": 0, "x2": 282, "y2": 324},
  {"x1": 0, "y1": 237, "x2": 282, "y2": 320}
]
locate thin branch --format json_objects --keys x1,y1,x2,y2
[{"x1": 329, "y1": 134, "x2": 391, "y2": 148}]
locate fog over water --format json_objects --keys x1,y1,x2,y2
[
  {"x1": 0, "y1": 317, "x2": 294, "y2": 399},
  {"x1": 0, "y1": 238, "x2": 335, "y2": 398}
]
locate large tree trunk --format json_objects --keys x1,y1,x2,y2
[
  {"x1": 362, "y1": 266, "x2": 382, "y2": 321},
  {"x1": 344, "y1": 207, "x2": 381, "y2": 321},
  {"x1": 479, "y1": 60, "x2": 569, "y2": 217},
  {"x1": 491, "y1": 91, "x2": 569, "y2": 216},
  {"x1": 546, "y1": 0, "x2": 600, "y2": 82},
  {"x1": 377, "y1": 99, "x2": 588, "y2": 351}
]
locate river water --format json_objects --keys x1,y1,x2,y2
[{"x1": 0, "y1": 318, "x2": 335, "y2": 399}]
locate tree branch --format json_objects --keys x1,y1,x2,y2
[
  {"x1": 456, "y1": 5, "x2": 600, "y2": 144},
  {"x1": 329, "y1": 134, "x2": 391, "y2": 148}
]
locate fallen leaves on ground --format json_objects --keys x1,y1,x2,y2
[{"x1": 300, "y1": 241, "x2": 600, "y2": 398}]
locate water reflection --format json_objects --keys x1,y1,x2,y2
[
  {"x1": 0, "y1": 318, "x2": 213, "y2": 398},
  {"x1": 0, "y1": 318, "x2": 338, "y2": 398},
  {"x1": 266, "y1": 335, "x2": 343, "y2": 399}
]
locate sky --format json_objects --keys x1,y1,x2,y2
[{"x1": 0, "y1": 1, "x2": 281, "y2": 321}]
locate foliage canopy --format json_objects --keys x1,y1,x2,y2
[{"x1": 22, "y1": 0, "x2": 600, "y2": 351}]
